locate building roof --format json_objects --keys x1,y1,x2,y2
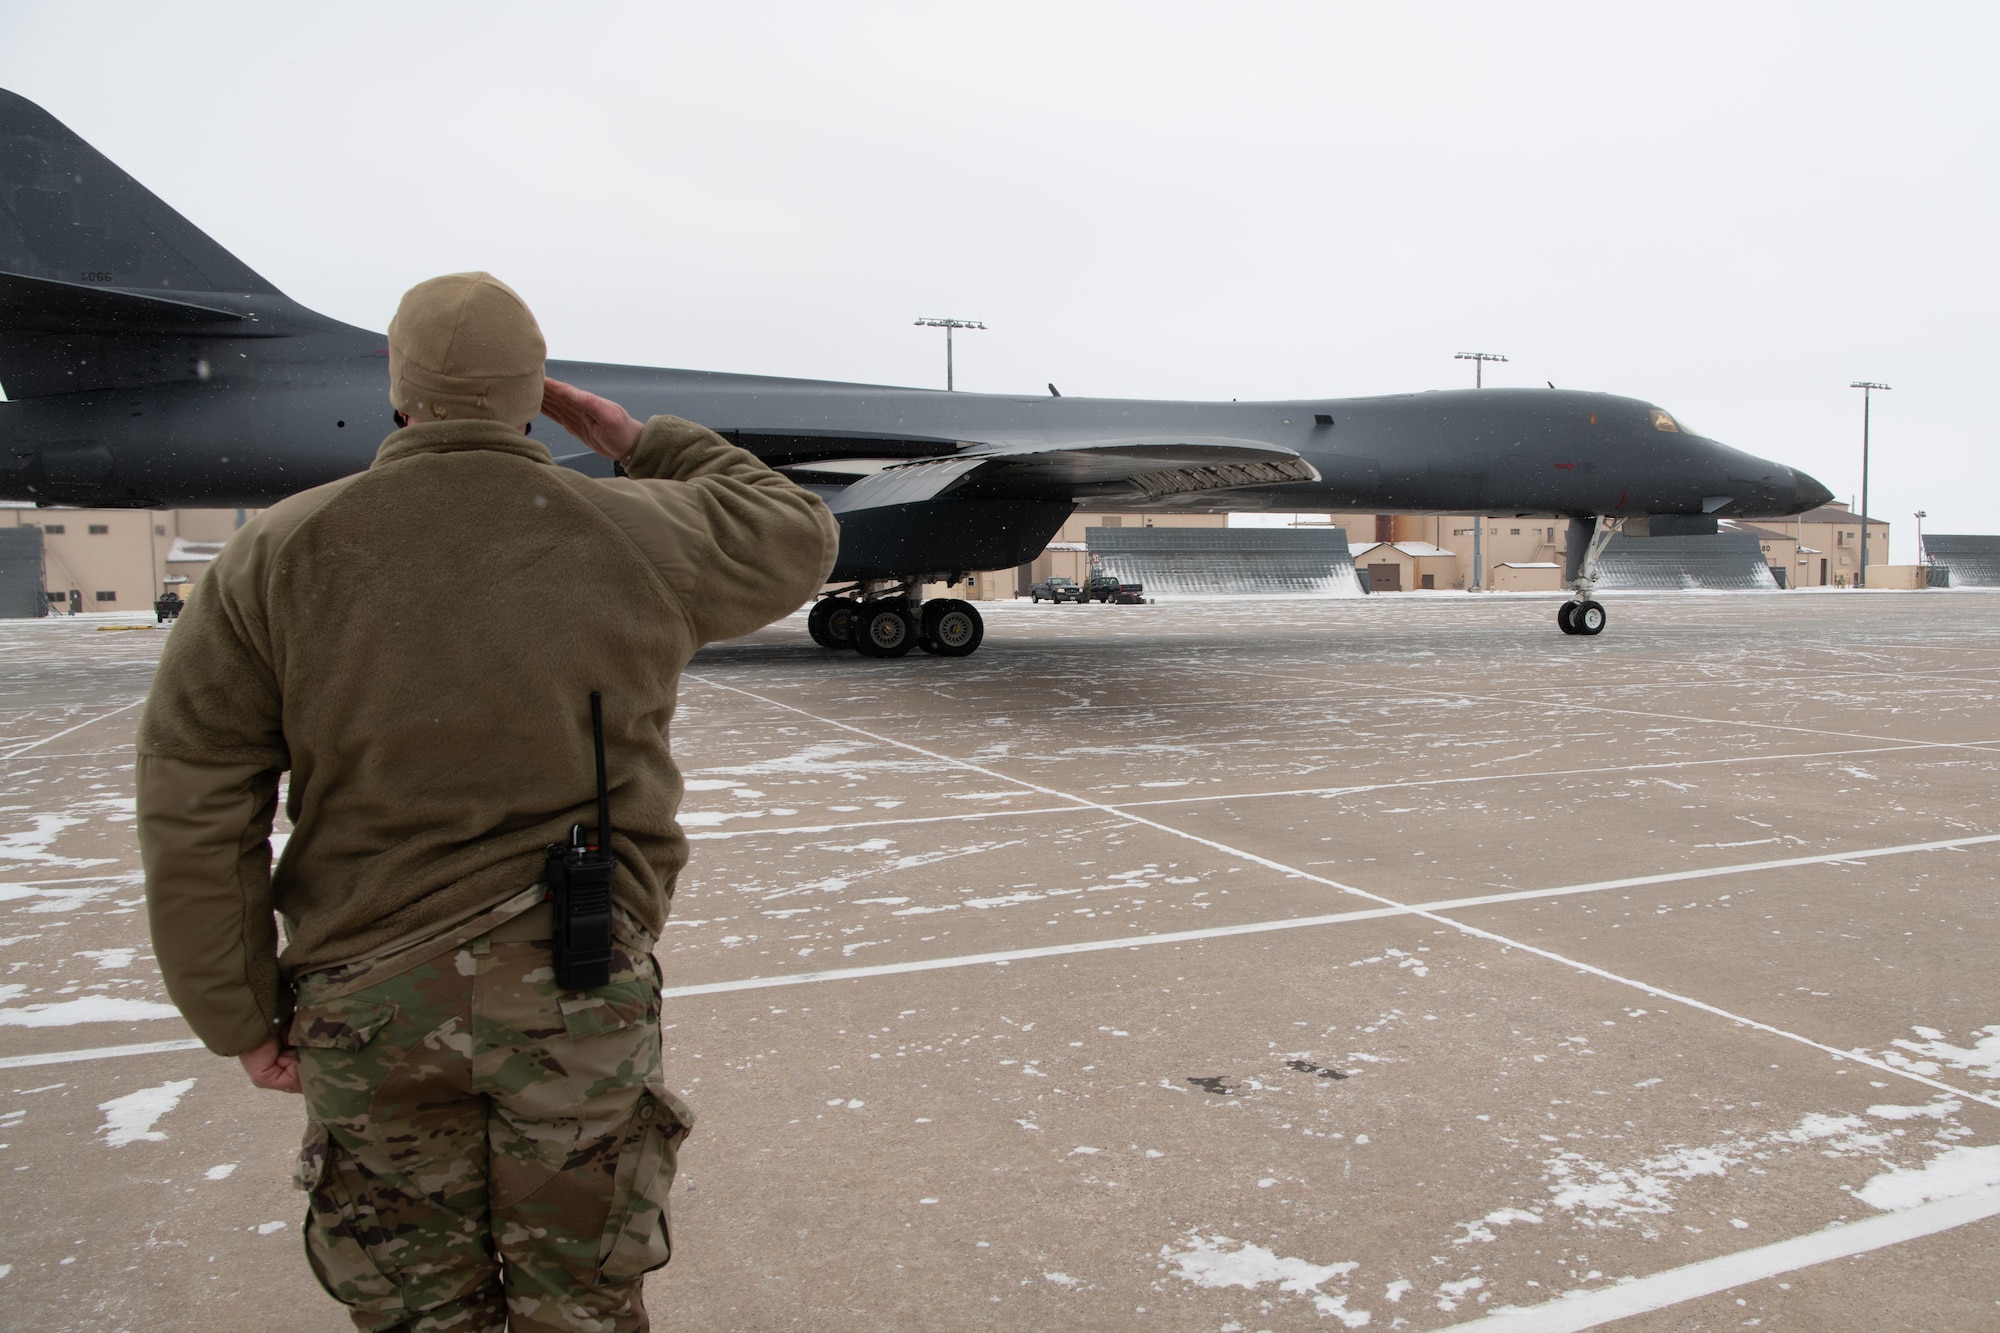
[
  {"x1": 1498, "y1": 562, "x2": 1561, "y2": 569},
  {"x1": 1349, "y1": 541, "x2": 1456, "y2": 559},
  {"x1": 1721, "y1": 521, "x2": 1797, "y2": 542},
  {"x1": 165, "y1": 538, "x2": 226, "y2": 563},
  {"x1": 1794, "y1": 505, "x2": 1886, "y2": 526}
]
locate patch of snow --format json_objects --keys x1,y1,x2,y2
[
  {"x1": 75, "y1": 948, "x2": 136, "y2": 970},
  {"x1": 0, "y1": 813, "x2": 109, "y2": 868},
  {"x1": 1880, "y1": 1025, "x2": 2000, "y2": 1081},
  {"x1": 97, "y1": 1078, "x2": 195, "y2": 1147},
  {"x1": 1436, "y1": 1275, "x2": 1486, "y2": 1312},
  {"x1": 1543, "y1": 1108, "x2": 1892, "y2": 1225},
  {"x1": 678, "y1": 811, "x2": 764, "y2": 827},
  {"x1": 1453, "y1": 1207, "x2": 1544, "y2": 1244},
  {"x1": 205, "y1": 1163, "x2": 237, "y2": 1180},
  {"x1": 1162, "y1": 1231, "x2": 1368, "y2": 1326},
  {"x1": 1857, "y1": 1144, "x2": 2000, "y2": 1210},
  {"x1": 1043, "y1": 1271, "x2": 1080, "y2": 1287},
  {"x1": 0, "y1": 996, "x2": 182, "y2": 1026},
  {"x1": 1867, "y1": 1099, "x2": 1960, "y2": 1121}
]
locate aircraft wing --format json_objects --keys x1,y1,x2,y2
[{"x1": 779, "y1": 436, "x2": 1319, "y2": 514}]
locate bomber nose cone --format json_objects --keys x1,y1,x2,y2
[{"x1": 1790, "y1": 467, "x2": 1834, "y2": 514}]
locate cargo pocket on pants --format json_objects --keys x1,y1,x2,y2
[
  {"x1": 596, "y1": 1086, "x2": 693, "y2": 1283},
  {"x1": 296, "y1": 1121, "x2": 403, "y2": 1315}
]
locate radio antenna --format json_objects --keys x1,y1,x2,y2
[{"x1": 590, "y1": 690, "x2": 610, "y2": 850}]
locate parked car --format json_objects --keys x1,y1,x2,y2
[
  {"x1": 1031, "y1": 576, "x2": 1085, "y2": 603},
  {"x1": 1086, "y1": 573, "x2": 1120, "y2": 602}
]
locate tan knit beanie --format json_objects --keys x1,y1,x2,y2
[{"x1": 387, "y1": 272, "x2": 546, "y2": 425}]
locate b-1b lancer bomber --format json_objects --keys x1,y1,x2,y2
[{"x1": 0, "y1": 89, "x2": 1831, "y2": 656}]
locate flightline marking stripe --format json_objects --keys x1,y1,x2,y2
[
  {"x1": 0, "y1": 699, "x2": 146, "y2": 761},
  {"x1": 1193, "y1": 661, "x2": 2000, "y2": 758},
  {"x1": 18, "y1": 831, "x2": 1989, "y2": 1068},
  {"x1": 1613, "y1": 654, "x2": 2000, "y2": 686},
  {"x1": 684, "y1": 675, "x2": 2000, "y2": 1111},
  {"x1": 0, "y1": 1038, "x2": 204, "y2": 1070},
  {"x1": 681, "y1": 738, "x2": 2000, "y2": 841},
  {"x1": 1433, "y1": 1185, "x2": 2000, "y2": 1332},
  {"x1": 34, "y1": 832, "x2": 1992, "y2": 1071},
  {"x1": 687, "y1": 805, "x2": 1085, "y2": 840},
  {"x1": 659, "y1": 832, "x2": 2000, "y2": 999}
]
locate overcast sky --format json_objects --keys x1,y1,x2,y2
[{"x1": 3, "y1": 2, "x2": 1992, "y2": 561}]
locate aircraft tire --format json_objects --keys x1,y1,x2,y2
[
  {"x1": 1574, "y1": 600, "x2": 1607, "y2": 635},
  {"x1": 854, "y1": 601, "x2": 917, "y2": 658},
  {"x1": 919, "y1": 600, "x2": 983, "y2": 657},
  {"x1": 1556, "y1": 601, "x2": 1579, "y2": 635},
  {"x1": 818, "y1": 598, "x2": 861, "y2": 649},
  {"x1": 808, "y1": 597, "x2": 847, "y2": 648}
]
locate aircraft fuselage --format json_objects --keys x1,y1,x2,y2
[{"x1": 0, "y1": 291, "x2": 1829, "y2": 583}]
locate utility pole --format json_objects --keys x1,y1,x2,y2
[
  {"x1": 1453, "y1": 354, "x2": 1505, "y2": 587},
  {"x1": 1454, "y1": 351, "x2": 1508, "y2": 389},
  {"x1": 1849, "y1": 381, "x2": 1890, "y2": 588},
  {"x1": 1914, "y1": 510, "x2": 1928, "y2": 570},
  {"x1": 915, "y1": 317, "x2": 986, "y2": 391}
]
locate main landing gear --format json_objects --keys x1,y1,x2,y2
[
  {"x1": 808, "y1": 581, "x2": 985, "y2": 658},
  {"x1": 1557, "y1": 516, "x2": 1620, "y2": 637}
]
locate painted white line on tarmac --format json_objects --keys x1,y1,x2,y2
[
  {"x1": 1434, "y1": 1185, "x2": 2000, "y2": 1333},
  {"x1": 686, "y1": 675, "x2": 2000, "y2": 1111},
  {"x1": 0, "y1": 698, "x2": 146, "y2": 761},
  {"x1": 684, "y1": 738, "x2": 1997, "y2": 842},
  {"x1": 661, "y1": 832, "x2": 2000, "y2": 1000},
  {"x1": 0, "y1": 1038, "x2": 203, "y2": 1070},
  {"x1": 1205, "y1": 661, "x2": 2000, "y2": 757},
  {"x1": 687, "y1": 804, "x2": 1088, "y2": 841}
]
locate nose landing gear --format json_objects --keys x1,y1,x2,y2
[
  {"x1": 1558, "y1": 516, "x2": 1621, "y2": 636},
  {"x1": 1558, "y1": 598, "x2": 1606, "y2": 635}
]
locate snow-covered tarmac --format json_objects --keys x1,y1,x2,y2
[{"x1": 2, "y1": 592, "x2": 1998, "y2": 1330}]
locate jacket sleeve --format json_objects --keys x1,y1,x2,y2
[
  {"x1": 136, "y1": 757, "x2": 286, "y2": 1055},
  {"x1": 587, "y1": 416, "x2": 839, "y2": 645},
  {"x1": 136, "y1": 547, "x2": 293, "y2": 1056}
]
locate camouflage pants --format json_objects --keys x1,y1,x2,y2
[{"x1": 290, "y1": 926, "x2": 691, "y2": 1333}]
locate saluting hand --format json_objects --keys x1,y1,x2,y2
[{"x1": 542, "y1": 378, "x2": 645, "y2": 462}]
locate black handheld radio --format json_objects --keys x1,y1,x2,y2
[{"x1": 546, "y1": 690, "x2": 617, "y2": 991}]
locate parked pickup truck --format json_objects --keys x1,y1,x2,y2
[
  {"x1": 1087, "y1": 575, "x2": 1146, "y2": 604},
  {"x1": 1030, "y1": 576, "x2": 1086, "y2": 603},
  {"x1": 1108, "y1": 582, "x2": 1146, "y2": 604}
]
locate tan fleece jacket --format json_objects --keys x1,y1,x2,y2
[{"x1": 137, "y1": 417, "x2": 838, "y2": 1055}]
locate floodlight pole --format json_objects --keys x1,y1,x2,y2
[
  {"x1": 915, "y1": 317, "x2": 986, "y2": 391},
  {"x1": 1850, "y1": 381, "x2": 1890, "y2": 588},
  {"x1": 1914, "y1": 510, "x2": 1927, "y2": 569},
  {"x1": 1454, "y1": 353, "x2": 1506, "y2": 587},
  {"x1": 1454, "y1": 350, "x2": 1508, "y2": 390}
]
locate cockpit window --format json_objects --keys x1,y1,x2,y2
[{"x1": 1649, "y1": 408, "x2": 1681, "y2": 433}]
